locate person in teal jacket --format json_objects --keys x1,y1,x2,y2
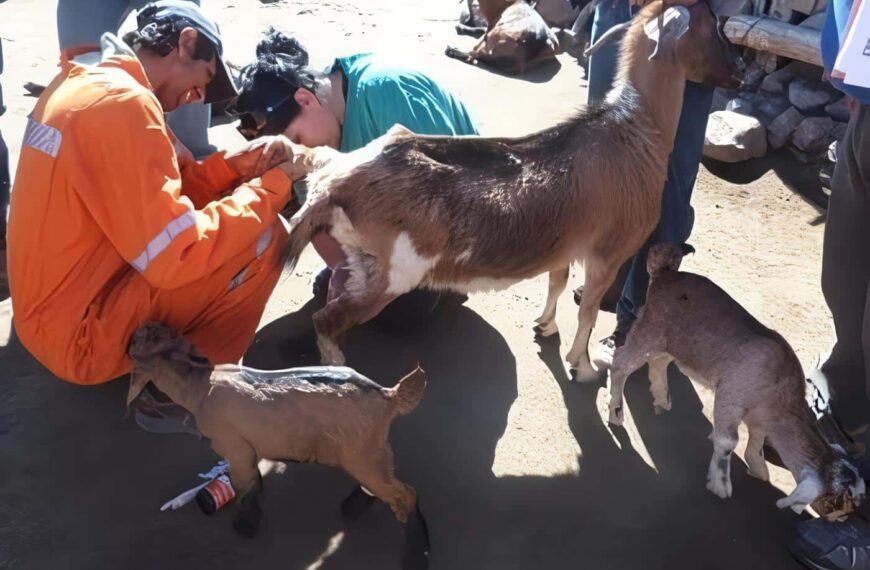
[{"x1": 234, "y1": 28, "x2": 478, "y2": 313}]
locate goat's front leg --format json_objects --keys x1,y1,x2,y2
[
  {"x1": 607, "y1": 343, "x2": 651, "y2": 426},
  {"x1": 706, "y1": 388, "x2": 744, "y2": 499},
  {"x1": 534, "y1": 267, "x2": 570, "y2": 338},
  {"x1": 566, "y1": 260, "x2": 619, "y2": 382},
  {"x1": 212, "y1": 438, "x2": 262, "y2": 538}
]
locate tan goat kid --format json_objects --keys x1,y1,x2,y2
[
  {"x1": 608, "y1": 244, "x2": 866, "y2": 520},
  {"x1": 126, "y1": 322, "x2": 427, "y2": 553},
  {"x1": 278, "y1": 0, "x2": 743, "y2": 381}
]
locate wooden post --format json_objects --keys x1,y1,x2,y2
[{"x1": 723, "y1": 15, "x2": 822, "y2": 66}]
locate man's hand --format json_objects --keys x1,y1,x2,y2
[
  {"x1": 225, "y1": 136, "x2": 292, "y2": 182},
  {"x1": 276, "y1": 141, "x2": 327, "y2": 182}
]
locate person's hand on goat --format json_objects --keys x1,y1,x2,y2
[{"x1": 225, "y1": 135, "x2": 292, "y2": 182}]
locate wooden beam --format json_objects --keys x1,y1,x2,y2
[{"x1": 724, "y1": 15, "x2": 822, "y2": 66}]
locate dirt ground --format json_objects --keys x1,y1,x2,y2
[{"x1": 0, "y1": 0, "x2": 836, "y2": 568}]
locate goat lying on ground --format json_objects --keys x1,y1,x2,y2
[
  {"x1": 608, "y1": 244, "x2": 866, "y2": 519},
  {"x1": 127, "y1": 323, "x2": 428, "y2": 565},
  {"x1": 447, "y1": 0, "x2": 563, "y2": 74},
  {"x1": 277, "y1": 0, "x2": 743, "y2": 380}
]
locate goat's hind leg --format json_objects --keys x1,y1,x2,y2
[
  {"x1": 535, "y1": 267, "x2": 570, "y2": 338},
  {"x1": 343, "y1": 445, "x2": 427, "y2": 568},
  {"x1": 648, "y1": 355, "x2": 673, "y2": 414},
  {"x1": 566, "y1": 259, "x2": 620, "y2": 382},
  {"x1": 313, "y1": 257, "x2": 395, "y2": 365},
  {"x1": 744, "y1": 424, "x2": 769, "y2": 481}
]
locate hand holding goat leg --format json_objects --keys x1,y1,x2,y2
[
  {"x1": 127, "y1": 323, "x2": 429, "y2": 566},
  {"x1": 281, "y1": 0, "x2": 743, "y2": 381},
  {"x1": 608, "y1": 244, "x2": 866, "y2": 520}
]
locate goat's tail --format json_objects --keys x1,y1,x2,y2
[
  {"x1": 389, "y1": 366, "x2": 427, "y2": 417},
  {"x1": 646, "y1": 243, "x2": 695, "y2": 277}
]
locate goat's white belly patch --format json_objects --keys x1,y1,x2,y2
[
  {"x1": 452, "y1": 276, "x2": 520, "y2": 294},
  {"x1": 386, "y1": 232, "x2": 440, "y2": 295}
]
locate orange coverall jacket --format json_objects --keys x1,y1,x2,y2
[{"x1": 7, "y1": 51, "x2": 291, "y2": 384}]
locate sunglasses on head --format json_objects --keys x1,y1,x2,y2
[
  {"x1": 234, "y1": 93, "x2": 294, "y2": 140},
  {"x1": 232, "y1": 70, "x2": 302, "y2": 140}
]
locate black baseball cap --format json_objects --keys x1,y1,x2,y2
[{"x1": 136, "y1": 1, "x2": 238, "y2": 104}]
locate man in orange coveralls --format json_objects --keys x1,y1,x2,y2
[{"x1": 7, "y1": 1, "x2": 294, "y2": 432}]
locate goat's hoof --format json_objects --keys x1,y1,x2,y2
[
  {"x1": 608, "y1": 405, "x2": 624, "y2": 427},
  {"x1": 232, "y1": 504, "x2": 262, "y2": 539},
  {"x1": 341, "y1": 485, "x2": 376, "y2": 522},
  {"x1": 570, "y1": 365, "x2": 601, "y2": 384},
  {"x1": 706, "y1": 476, "x2": 733, "y2": 499},
  {"x1": 573, "y1": 287, "x2": 583, "y2": 307},
  {"x1": 533, "y1": 321, "x2": 559, "y2": 338},
  {"x1": 653, "y1": 400, "x2": 672, "y2": 415}
]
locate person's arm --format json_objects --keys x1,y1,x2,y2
[{"x1": 68, "y1": 91, "x2": 292, "y2": 290}]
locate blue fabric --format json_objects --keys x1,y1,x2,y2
[
  {"x1": 587, "y1": 0, "x2": 632, "y2": 105},
  {"x1": 336, "y1": 53, "x2": 479, "y2": 152},
  {"x1": 821, "y1": 0, "x2": 870, "y2": 104},
  {"x1": 586, "y1": 1, "x2": 713, "y2": 331},
  {"x1": 616, "y1": 82, "x2": 714, "y2": 329}
]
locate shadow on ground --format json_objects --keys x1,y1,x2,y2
[
  {"x1": 703, "y1": 150, "x2": 828, "y2": 225},
  {"x1": 0, "y1": 295, "x2": 803, "y2": 569}
]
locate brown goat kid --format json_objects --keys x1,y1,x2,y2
[
  {"x1": 127, "y1": 323, "x2": 427, "y2": 544},
  {"x1": 608, "y1": 244, "x2": 866, "y2": 520},
  {"x1": 446, "y1": 0, "x2": 561, "y2": 74},
  {"x1": 279, "y1": 0, "x2": 743, "y2": 381}
]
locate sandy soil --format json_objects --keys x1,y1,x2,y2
[{"x1": 0, "y1": 0, "x2": 835, "y2": 568}]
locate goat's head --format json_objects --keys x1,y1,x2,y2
[
  {"x1": 776, "y1": 448, "x2": 865, "y2": 520},
  {"x1": 663, "y1": 0, "x2": 744, "y2": 88},
  {"x1": 811, "y1": 448, "x2": 865, "y2": 520},
  {"x1": 126, "y1": 322, "x2": 212, "y2": 408},
  {"x1": 586, "y1": 0, "x2": 743, "y2": 89}
]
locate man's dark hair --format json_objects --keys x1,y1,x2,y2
[{"x1": 123, "y1": 15, "x2": 216, "y2": 62}]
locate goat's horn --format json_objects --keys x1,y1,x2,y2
[
  {"x1": 648, "y1": 9, "x2": 666, "y2": 60},
  {"x1": 584, "y1": 20, "x2": 633, "y2": 56}
]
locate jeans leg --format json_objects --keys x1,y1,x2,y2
[
  {"x1": 615, "y1": 81, "x2": 715, "y2": 331},
  {"x1": 586, "y1": 0, "x2": 631, "y2": 105},
  {"x1": 820, "y1": 105, "x2": 870, "y2": 431},
  {"x1": 167, "y1": 103, "x2": 214, "y2": 159},
  {"x1": 57, "y1": 0, "x2": 132, "y2": 50}
]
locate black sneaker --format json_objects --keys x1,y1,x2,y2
[
  {"x1": 312, "y1": 266, "x2": 332, "y2": 298},
  {"x1": 791, "y1": 517, "x2": 870, "y2": 570}
]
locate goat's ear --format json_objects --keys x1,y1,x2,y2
[
  {"x1": 126, "y1": 371, "x2": 150, "y2": 411},
  {"x1": 645, "y1": 4, "x2": 691, "y2": 60},
  {"x1": 776, "y1": 474, "x2": 822, "y2": 514}
]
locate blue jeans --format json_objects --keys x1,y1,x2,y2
[
  {"x1": 56, "y1": 0, "x2": 213, "y2": 158},
  {"x1": 588, "y1": 0, "x2": 714, "y2": 332}
]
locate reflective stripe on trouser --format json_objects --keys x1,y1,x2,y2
[{"x1": 65, "y1": 220, "x2": 288, "y2": 383}]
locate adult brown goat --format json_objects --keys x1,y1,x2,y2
[
  {"x1": 446, "y1": 0, "x2": 562, "y2": 75},
  {"x1": 277, "y1": 0, "x2": 743, "y2": 382}
]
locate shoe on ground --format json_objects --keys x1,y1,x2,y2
[{"x1": 791, "y1": 517, "x2": 870, "y2": 570}]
